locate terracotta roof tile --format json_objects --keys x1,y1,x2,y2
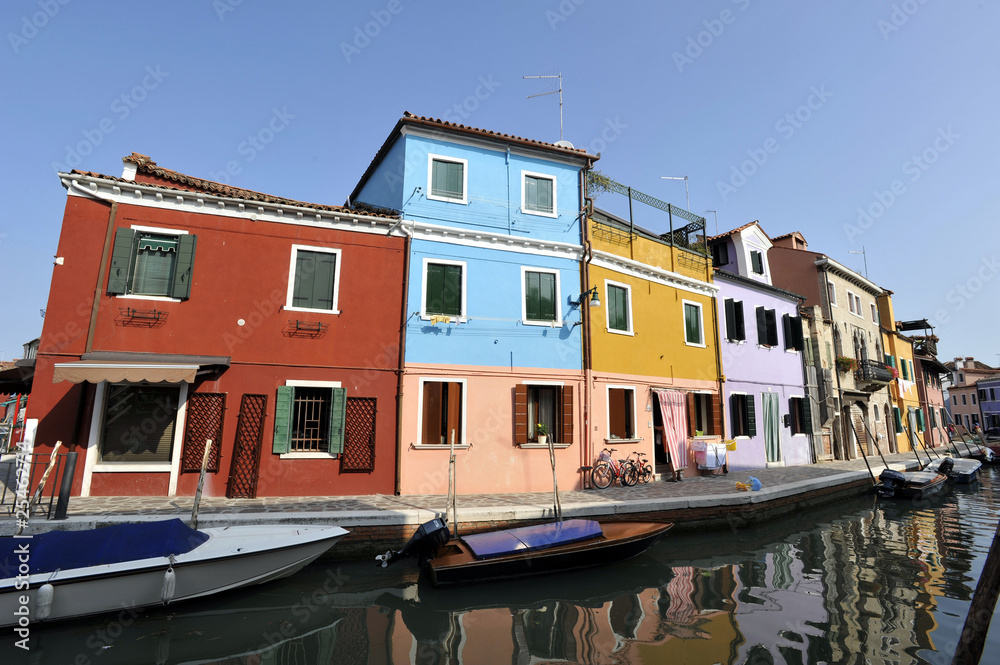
[
  {"x1": 707, "y1": 220, "x2": 768, "y2": 241},
  {"x1": 70, "y1": 154, "x2": 399, "y2": 219},
  {"x1": 400, "y1": 112, "x2": 597, "y2": 157}
]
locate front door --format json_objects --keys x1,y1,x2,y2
[{"x1": 763, "y1": 393, "x2": 781, "y2": 464}]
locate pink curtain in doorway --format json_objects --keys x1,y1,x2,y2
[{"x1": 656, "y1": 389, "x2": 688, "y2": 470}]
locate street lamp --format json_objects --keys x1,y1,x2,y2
[{"x1": 660, "y1": 176, "x2": 690, "y2": 212}]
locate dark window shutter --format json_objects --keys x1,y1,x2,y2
[
  {"x1": 751, "y1": 251, "x2": 764, "y2": 274},
  {"x1": 712, "y1": 243, "x2": 729, "y2": 267},
  {"x1": 329, "y1": 387, "x2": 346, "y2": 454},
  {"x1": 724, "y1": 299, "x2": 736, "y2": 341},
  {"x1": 916, "y1": 408, "x2": 925, "y2": 432},
  {"x1": 893, "y1": 407, "x2": 902, "y2": 434},
  {"x1": 687, "y1": 392, "x2": 698, "y2": 436},
  {"x1": 170, "y1": 234, "x2": 197, "y2": 300},
  {"x1": 514, "y1": 385, "x2": 528, "y2": 444},
  {"x1": 746, "y1": 394, "x2": 757, "y2": 437},
  {"x1": 273, "y1": 386, "x2": 293, "y2": 454},
  {"x1": 801, "y1": 398, "x2": 813, "y2": 434},
  {"x1": 107, "y1": 228, "x2": 135, "y2": 295},
  {"x1": 756, "y1": 307, "x2": 767, "y2": 345},
  {"x1": 734, "y1": 301, "x2": 745, "y2": 341},
  {"x1": 791, "y1": 316, "x2": 804, "y2": 350},
  {"x1": 766, "y1": 310, "x2": 778, "y2": 346},
  {"x1": 730, "y1": 394, "x2": 740, "y2": 436},
  {"x1": 561, "y1": 385, "x2": 574, "y2": 444},
  {"x1": 782, "y1": 314, "x2": 792, "y2": 350}
]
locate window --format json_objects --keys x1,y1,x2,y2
[
  {"x1": 418, "y1": 379, "x2": 466, "y2": 446},
  {"x1": 979, "y1": 389, "x2": 988, "y2": 401},
  {"x1": 964, "y1": 415, "x2": 971, "y2": 430},
  {"x1": 605, "y1": 281, "x2": 632, "y2": 334},
  {"x1": 972, "y1": 414, "x2": 980, "y2": 427},
  {"x1": 916, "y1": 408, "x2": 926, "y2": 432},
  {"x1": 607, "y1": 387, "x2": 635, "y2": 439},
  {"x1": 827, "y1": 282, "x2": 837, "y2": 307},
  {"x1": 688, "y1": 393, "x2": 718, "y2": 436},
  {"x1": 901, "y1": 360, "x2": 910, "y2": 380},
  {"x1": 962, "y1": 394, "x2": 967, "y2": 405},
  {"x1": 514, "y1": 384, "x2": 573, "y2": 445},
  {"x1": 958, "y1": 373, "x2": 964, "y2": 383},
  {"x1": 750, "y1": 250, "x2": 764, "y2": 275},
  {"x1": 522, "y1": 268, "x2": 560, "y2": 324},
  {"x1": 428, "y1": 154, "x2": 467, "y2": 203},
  {"x1": 683, "y1": 300, "x2": 704, "y2": 347},
  {"x1": 788, "y1": 397, "x2": 812, "y2": 435},
  {"x1": 273, "y1": 383, "x2": 346, "y2": 455},
  {"x1": 848, "y1": 291, "x2": 856, "y2": 314},
  {"x1": 940, "y1": 408, "x2": 948, "y2": 429},
  {"x1": 522, "y1": 171, "x2": 556, "y2": 217},
  {"x1": 870, "y1": 303, "x2": 878, "y2": 323},
  {"x1": 992, "y1": 388, "x2": 996, "y2": 401},
  {"x1": 893, "y1": 407, "x2": 903, "y2": 433},
  {"x1": 782, "y1": 314, "x2": 804, "y2": 351},
  {"x1": 731, "y1": 394, "x2": 756, "y2": 437},
  {"x1": 972, "y1": 393, "x2": 977, "y2": 405},
  {"x1": 107, "y1": 227, "x2": 196, "y2": 299},
  {"x1": 930, "y1": 408, "x2": 937, "y2": 429},
  {"x1": 724, "y1": 298, "x2": 746, "y2": 342},
  {"x1": 712, "y1": 242, "x2": 730, "y2": 267},
  {"x1": 422, "y1": 259, "x2": 466, "y2": 319},
  {"x1": 100, "y1": 384, "x2": 180, "y2": 462},
  {"x1": 755, "y1": 307, "x2": 778, "y2": 347},
  {"x1": 285, "y1": 245, "x2": 341, "y2": 313},
  {"x1": 953, "y1": 395, "x2": 958, "y2": 405}
]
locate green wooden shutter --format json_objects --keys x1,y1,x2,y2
[
  {"x1": 756, "y1": 307, "x2": 767, "y2": 345},
  {"x1": 893, "y1": 406, "x2": 902, "y2": 434},
  {"x1": 901, "y1": 360, "x2": 909, "y2": 380},
  {"x1": 801, "y1": 398, "x2": 813, "y2": 434},
  {"x1": 724, "y1": 299, "x2": 735, "y2": 340},
  {"x1": 782, "y1": 314, "x2": 792, "y2": 350},
  {"x1": 273, "y1": 386, "x2": 293, "y2": 454},
  {"x1": 791, "y1": 316, "x2": 804, "y2": 350},
  {"x1": 766, "y1": 310, "x2": 778, "y2": 346},
  {"x1": 170, "y1": 234, "x2": 197, "y2": 300},
  {"x1": 916, "y1": 408, "x2": 925, "y2": 432},
  {"x1": 328, "y1": 387, "x2": 347, "y2": 454},
  {"x1": 684, "y1": 303, "x2": 700, "y2": 344},
  {"x1": 107, "y1": 228, "x2": 135, "y2": 294},
  {"x1": 746, "y1": 394, "x2": 757, "y2": 437},
  {"x1": 734, "y1": 301, "x2": 745, "y2": 341}
]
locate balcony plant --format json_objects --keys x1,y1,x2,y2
[
  {"x1": 535, "y1": 422, "x2": 549, "y2": 445},
  {"x1": 836, "y1": 356, "x2": 859, "y2": 373}
]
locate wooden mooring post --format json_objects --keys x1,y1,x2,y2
[{"x1": 951, "y1": 519, "x2": 1000, "y2": 665}]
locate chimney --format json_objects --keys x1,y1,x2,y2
[
  {"x1": 955, "y1": 358, "x2": 964, "y2": 369},
  {"x1": 122, "y1": 159, "x2": 137, "y2": 181}
]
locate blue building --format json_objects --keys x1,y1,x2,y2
[{"x1": 349, "y1": 113, "x2": 597, "y2": 494}]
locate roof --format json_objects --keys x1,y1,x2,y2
[
  {"x1": 944, "y1": 359, "x2": 1000, "y2": 373},
  {"x1": 713, "y1": 268, "x2": 805, "y2": 302},
  {"x1": 707, "y1": 220, "x2": 769, "y2": 242},
  {"x1": 348, "y1": 112, "x2": 599, "y2": 204},
  {"x1": 71, "y1": 153, "x2": 399, "y2": 219}
]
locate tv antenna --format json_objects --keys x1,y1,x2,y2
[
  {"x1": 848, "y1": 246, "x2": 869, "y2": 279},
  {"x1": 523, "y1": 73, "x2": 563, "y2": 142}
]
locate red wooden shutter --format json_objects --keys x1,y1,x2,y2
[
  {"x1": 561, "y1": 385, "x2": 574, "y2": 444},
  {"x1": 687, "y1": 393, "x2": 697, "y2": 436},
  {"x1": 514, "y1": 385, "x2": 528, "y2": 444}
]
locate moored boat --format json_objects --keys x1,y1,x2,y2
[
  {"x1": 376, "y1": 517, "x2": 672, "y2": 586},
  {"x1": 874, "y1": 461, "x2": 950, "y2": 500},
  {"x1": 0, "y1": 518, "x2": 347, "y2": 627},
  {"x1": 924, "y1": 456, "x2": 981, "y2": 483}
]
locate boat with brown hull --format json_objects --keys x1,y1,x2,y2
[{"x1": 873, "y1": 459, "x2": 951, "y2": 500}]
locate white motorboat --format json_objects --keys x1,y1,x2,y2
[
  {"x1": 0, "y1": 518, "x2": 347, "y2": 627},
  {"x1": 923, "y1": 456, "x2": 982, "y2": 483}
]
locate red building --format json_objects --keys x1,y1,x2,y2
[{"x1": 29, "y1": 154, "x2": 405, "y2": 497}]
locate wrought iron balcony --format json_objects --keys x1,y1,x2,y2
[{"x1": 854, "y1": 359, "x2": 894, "y2": 390}]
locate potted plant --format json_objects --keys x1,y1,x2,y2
[
  {"x1": 836, "y1": 356, "x2": 859, "y2": 373},
  {"x1": 535, "y1": 422, "x2": 549, "y2": 444}
]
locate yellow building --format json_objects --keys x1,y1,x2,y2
[
  {"x1": 582, "y1": 208, "x2": 722, "y2": 479},
  {"x1": 878, "y1": 292, "x2": 923, "y2": 453}
]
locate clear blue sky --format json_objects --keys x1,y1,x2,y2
[{"x1": 2, "y1": 1, "x2": 997, "y2": 367}]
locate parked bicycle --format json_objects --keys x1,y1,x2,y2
[
  {"x1": 627, "y1": 450, "x2": 653, "y2": 484},
  {"x1": 591, "y1": 448, "x2": 639, "y2": 489}
]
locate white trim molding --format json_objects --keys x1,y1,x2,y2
[
  {"x1": 284, "y1": 244, "x2": 343, "y2": 315},
  {"x1": 591, "y1": 250, "x2": 718, "y2": 297}
]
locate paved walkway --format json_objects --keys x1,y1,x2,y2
[{"x1": 2, "y1": 450, "x2": 941, "y2": 537}]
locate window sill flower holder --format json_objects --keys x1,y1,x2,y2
[
  {"x1": 116, "y1": 307, "x2": 167, "y2": 328},
  {"x1": 836, "y1": 356, "x2": 859, "y2": 373},
  {"x1": 283, "y1": 320, "x2": 328, "y2": 339}
]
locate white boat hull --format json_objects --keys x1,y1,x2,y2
[{"x1": 0, "y1": 523, "x2": 346, "y2": 627}]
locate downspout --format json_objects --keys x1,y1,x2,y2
[
  {"x1": 391, "y1": 220, "x2": 412, "y2": 496},
  {"x1": 580, "y1": 165, "x2": 595, "y2": 484},
  {"x1": 709, "y1": 273, "x2": 724, "y2": 442},
  {"x1": 823, "y1": 267, "x2": 846, "y2": 460},
  {"x1": 506, "y1": 146, "x2": 512, "y2": 234}
]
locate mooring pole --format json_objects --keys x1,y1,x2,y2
[
  {"x1": 850, "y1": 425, "x2": 877, "y2": 485},
  {"x1": 190, "y1": 439, "x2": 212, "y2": 530},
  {"x1": 951, "y1": 519, "x2": 1000, "y2": 665},
  {"x1": 53, "y1": 451, "x2": 77, "y2": 520}
]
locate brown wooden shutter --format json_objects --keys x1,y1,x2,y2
[
  {"x1": 514, "y1": 384, "x2": 528, "y2": 444},
  {"x1": 711, "y1": 392, "x2": 723, "y2": 436},
  {"x1": 561, "y1": 385, "x2": 574, "y2": 444},
  {"x1": 182, "y1": 392, "x2": 226, "y2": 473},
  {"x1": 687, "y1": 393, "x2": 697, "y2": 436}
]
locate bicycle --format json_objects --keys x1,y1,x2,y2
[
  {"x1": 591, "y1": 448, "x2": 639, "y2": 489},
  {"x1": 627, "y1": 450, "x2": 653, "y2": 484}
]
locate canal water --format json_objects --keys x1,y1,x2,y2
[{"x1": 8, "y1": 466, "x2": 1000, "y2": 665}]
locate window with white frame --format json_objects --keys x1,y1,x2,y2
[
  {"x1": 522, "y1": 171, "x2": 556, "y2": 217},
  {"x1": 724, "y1": 298, "x2": 746, "y2": 342},
  {"x1": 514, "y1": 383, "x2": 572, "y2": 445},
  {"x1": 273, "y1": 381, "x2": 346, "y2": 455},
  {"x1": 107, "y1": 226, "x2": 196, "y2": 300},
  {"x1": 788, "y1": 396, "x2": 812, "y2": 435},
  {"x1": 286, "y1": 245, "x2": 342, "y2": 313},
  {"x1": 749, "y1": 250, "x2": 765, "y2": 275},
  {"x1": 607, "y1": 386, "x2": 636, "y2": 440},
  {"x1": 827, "y1": 282, "x2": 837, "y2": 307},
  {"x1": 100, "y1": 384, "x2": 180, "y2": 463},
  {"x1": 422, "y1": 259, "x2": 466, "y2": 319},
  {"x1": 418, "y1": 378, "x2": 466, "y2": 446},
  {"x1": 683, "y1": 300, "x2": 705, "y2": 347},
  {"x1": 522, "y1": 267, "x2": 560, "y2": 324},
  {"x1": 605, "y1": 281, "x2": 633, "y2": 334},
  {"x1": 755, "y1": 306, "x2": 778, "y2": 347},
  {"x1": 731, "y1": 393, "x2": 756, "y2": 437},
  {"x1": 427, "y1": 154, "x2": 467, "y2": 204}
]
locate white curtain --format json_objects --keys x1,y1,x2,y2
[{"x1": 656, "y1": 390, "x2": 688, "y2": 470}]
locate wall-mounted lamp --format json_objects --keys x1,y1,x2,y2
[{"x1": 571, "y1": 287, "x2": 601, "y2": 308}]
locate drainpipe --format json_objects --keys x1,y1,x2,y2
[
  {"x1": 390, "y1": 220, "x2": 412, "y2": 496},
  {"x1": 580, "y1": 166, "x2": 595, "y2": 484},
  {"x1": 824, "y1": 268, "x2": 847, "y2": 460}
]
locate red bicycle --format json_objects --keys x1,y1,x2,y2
[{"x1": 591, "y1": 448, "x2": 639, "y2": 489}]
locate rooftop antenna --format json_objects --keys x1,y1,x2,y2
[
  {"x1": 660, "y1": 176, "x2": 690, "y2": 212},
  {"x1": 523, "y1": 73, "x2": 563, "y2": 142},
  {"x1": 705, "y1": 210, "x2": 718, "y2": 235},
  {"x1": 848, "y1": 246, "x2": 869, "y2": 279}
]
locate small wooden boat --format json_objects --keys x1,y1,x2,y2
[
  {"x1": 0, "y1": 518, "x2": 347, "y2": 627},
  {"x1": 874, "y1": 463, "x2": 950, "y2": 500},
  {"x1": 924, "y1": 456, "x2": 981, "y2": 483},
  {"x1": 376, "y1": 518, "x2": 672, "y2": 587}
]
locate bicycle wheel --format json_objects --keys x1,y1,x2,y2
[
  {"x1": 640, "y1": 463, "x2": 653, "y2": 484},
  {"x1": 621, "y1": 461, "x2": 639, "y2": 486},
  {"x1": 591, "y1": 461, "x2": 613, "y2": 489}
]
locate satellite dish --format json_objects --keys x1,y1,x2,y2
[{"x1": 554, "y1": 140, "x2": 575, "y2": 149}]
